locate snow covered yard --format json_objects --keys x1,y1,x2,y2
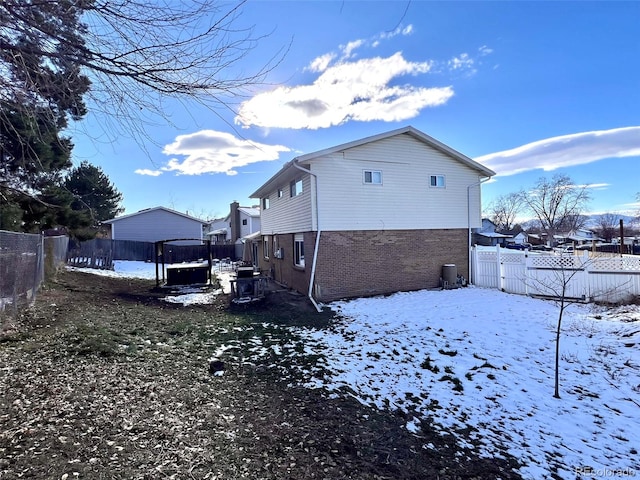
[{"x1": 299, "y1": 288, "x2": 640, "y2": 479}]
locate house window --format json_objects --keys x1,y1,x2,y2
[
  {"x1": 242, "y1": 219, "x2": 248, "y2": 226},
  {"x1": 430, "y1": 175, "x2": 445, "y2": 188},
  {"x1": 262, "y1": 197, "x2": 270, "y2": 209},
  {"x1": 294, "y1": 234, "x2": 305, "y2": 267},
  {"x1": 363, "y1": 170, "x2": 382, "y2": 185},
  {"x1": 290, "y1": 179, "x2": 303, "y2": 197},
  {"x1": 277, "y1": 189, "x2": 283, "y2": 198},
  {"x1": 263, "y1": 236, "x2": 269, "y2": 259}
]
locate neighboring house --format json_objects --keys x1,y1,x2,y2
[
  {"x1": 206, "y1": 217, "x2": 229, "y2": 245},
  {"x1": 510, "y1": 232, "x2": 528, "y2": 245},
  {"x1": 472, "y1": 219, "x2": 512, "y2": 247},
  {"x1": 527, "y1": 232, "x2": 548, "y2": 246},
  {"x1": 204, "y1": 202, "x2": 261, "y2": 245},
  {"x1": 250, "y1": 125, "x2": 496, "y2": 303},
  {"x1": 561, "y1": 228, "x2": 602, "y2": 246},
  {"x1": 103, "y1": 206, "x2": 207, "y2": 245}
]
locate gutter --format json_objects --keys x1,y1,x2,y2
[
  {"x1": 467, "y1": 176, "x2": 492, "y2": 284},
  {"x1": 292, "y1": 160, "x2": 322, "y2": 312}
]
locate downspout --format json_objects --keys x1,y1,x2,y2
[
  {"x1": 292, "y1": 160, "x2": 322, "y2": 312},
  {"x1": 467, "y1": 177, "x2": 491, "y2": 285}
]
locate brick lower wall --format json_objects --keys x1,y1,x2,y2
[
  {"x1": 259, "y1": 229, "x2": 469, "y2": 303},
  {"x1": 257, "y1": 233, "x2": 313, "y2": 294},
  {"x1": 313, "y1": 229, "x2": 469, "y2": 302}
]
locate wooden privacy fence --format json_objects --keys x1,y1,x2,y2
[
  {"x1": 67, "y1": 238, "x2": 238, "y2": 265},
  {"x1": 471, "y1": 245, "x2": 640, "y2": 304}
]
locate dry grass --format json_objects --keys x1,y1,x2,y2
[{"x1": 0, "y1": 270, "x2": 522, "y2": 479}]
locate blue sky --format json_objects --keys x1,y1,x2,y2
[{"x1": 70, "y1": 1, "x2": 640, "y2": 222}]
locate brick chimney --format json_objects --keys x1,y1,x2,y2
[{"x1": 230, "y1": 201, "x2": 240, "y2": 242}]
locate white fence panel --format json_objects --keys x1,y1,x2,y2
[
  {"x1": 588, "y1": 255, "x2": 640, "y2": 303},
  {"x1": 472, "y1": 247, "x2": 500, "y2": 289},
  {"x1": 470, "y1": 246, "x2": 640, "y2": 303},
  {"x1": 499, "y1": 251, "x2": 528, "y2": 295},
  {"x1": 525, "y1": 254, "x2": 588, "y2": 300}
]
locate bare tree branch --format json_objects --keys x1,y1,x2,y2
[
  {"x1": 1, "y1": 0, "x2": 288, "y2": 146},
  {"x1": 485, "y1": 192, "x2": 524, "y2": 232},
  {"x1": 519, "y1": 174, "x2": 591, "y2": 242}
]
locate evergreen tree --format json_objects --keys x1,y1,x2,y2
[
  {"x1": 0, "y1": 106, "x2": 76, "y2": 231},
  {"x1": 64, "y1": 161, "x2": 124, "y2": 226}
]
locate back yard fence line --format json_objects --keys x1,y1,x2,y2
[
  {"x1": 471, "y1": 245, "x2": 640, "y2": 304},
  {"x1": 0, "y1": 230, "x2": 69, "y2": 318},
  {"x1": 67, "y1": 238, "x2": 238, "y2": 265}
]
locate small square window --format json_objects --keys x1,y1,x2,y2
[
  {"x1": 277, "y1": 189, "x2": 283, "y2": 198},
  {"x1": 430, "y1": 175, "x2": 445, "y2": 188},
  {"x1": 262, "y1": 197, "x2": 270, "y2": 209},
  {"x1": 364, "y1": 170, "x2": 382, "y2": 184},
  {"x1": 242, "y1": 219, "x2": 247, "y2": 226}
]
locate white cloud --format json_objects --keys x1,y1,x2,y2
[
  {"x1": 576, "y1": 183, "x2": 610, "y2": 190},
  {"x1": 306, "y1": 53, "x2": 336, "y2": 73},
  {"x1": 160, "y1": 130, "x2": 290, "y2": 176},
  {"x1": 235, "y1": 52, "x2": 452, "y2": 129},
  {"x1": 479, "y1": 45, "x2": 493, "y2": 56},
  {"x1": 135, "y1": 169, "x2": 163, "y2": 177},
  {"x1": 477, "y1": 127, "x2": 640, "y2": 177},
  {"x1": 448, "y1": 53, "x2": 474, "y2": 71},
  {"x1": 340, "y1": 39, "x2": 365, "y2": 59},
  {"x1": 379, "y1": 24, "x2": 414, "y2": 41}
]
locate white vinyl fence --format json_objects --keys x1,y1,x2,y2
[{"x1": 471, "y1": 245, "x2": 640, "y2": 304}]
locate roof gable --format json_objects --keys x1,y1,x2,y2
[
  {"x1": 103, "y1": 206, "x2": 206, "y2": 224},
  {"x1": 296, "y1": 126, "x2": 495, "y2": 176},
  {"x1": 251, "y1": 126, "x2": 495, "y2": 198}
]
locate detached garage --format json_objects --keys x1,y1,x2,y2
[{"x1": 103, "y1": 206, "x2": 207, "y2": 245}]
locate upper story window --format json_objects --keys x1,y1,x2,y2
[
  {"x1": 290, "y1": 179, "x2": 303, "y2": 197},
  {"x1": 363, "y1": 170, "x2": 382, "y2": 185},
  {"x1": 262, "y1": 197, "x2": 270, "y2": 209},
  {"x1": 242, "y1": 219, "x2": 247, "y2": 226},
  {"x1": 277, "y1": 189, "x2": 283, "y2": 198},
  {"x1": 430, "y1": 175, "x2": 446, "y2": 188}
]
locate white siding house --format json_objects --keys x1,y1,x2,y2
[
  {"x1": 104, "y1": 207, "x2": 207, "y2": 245},
  {"x1": 238, "y1": 206, "x2": 261, "y2": 240},
  {"x1": 251, "y1": 126, "x2": 495, "y2": 304},
  {"x1": 205, "y1": 202, "x2": 261, "y2": 244}
]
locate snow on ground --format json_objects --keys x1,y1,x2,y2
[
  {"x1": 67, "y1": 261, "x2": 639, "y2": 478},
  {"x1": 302, "y1": 288, "x2": 640, "y2": 479}
]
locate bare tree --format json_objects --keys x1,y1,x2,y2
[
  {"x1": 485, "y1": 192, "x2": 524, "y2": 232},
  {"x1": 0, "y1": 0, "x2": 285, "y2": 144},
  {"x1": 596, "y1": 213, "x2": 620, "y2": 242},
  {"x1": 519, "y1": 174, "x2": 591, "y2": 243},
  {"x1": 1, "y1": 0, "x2": 285, "y2": 227},
  {"x1": 525, "y1": 253, "x2": 619, "y2": 399}
]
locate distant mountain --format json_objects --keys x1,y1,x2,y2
[{"x1": 582, "y1": 214, "x2": 639, "y2": 229}]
